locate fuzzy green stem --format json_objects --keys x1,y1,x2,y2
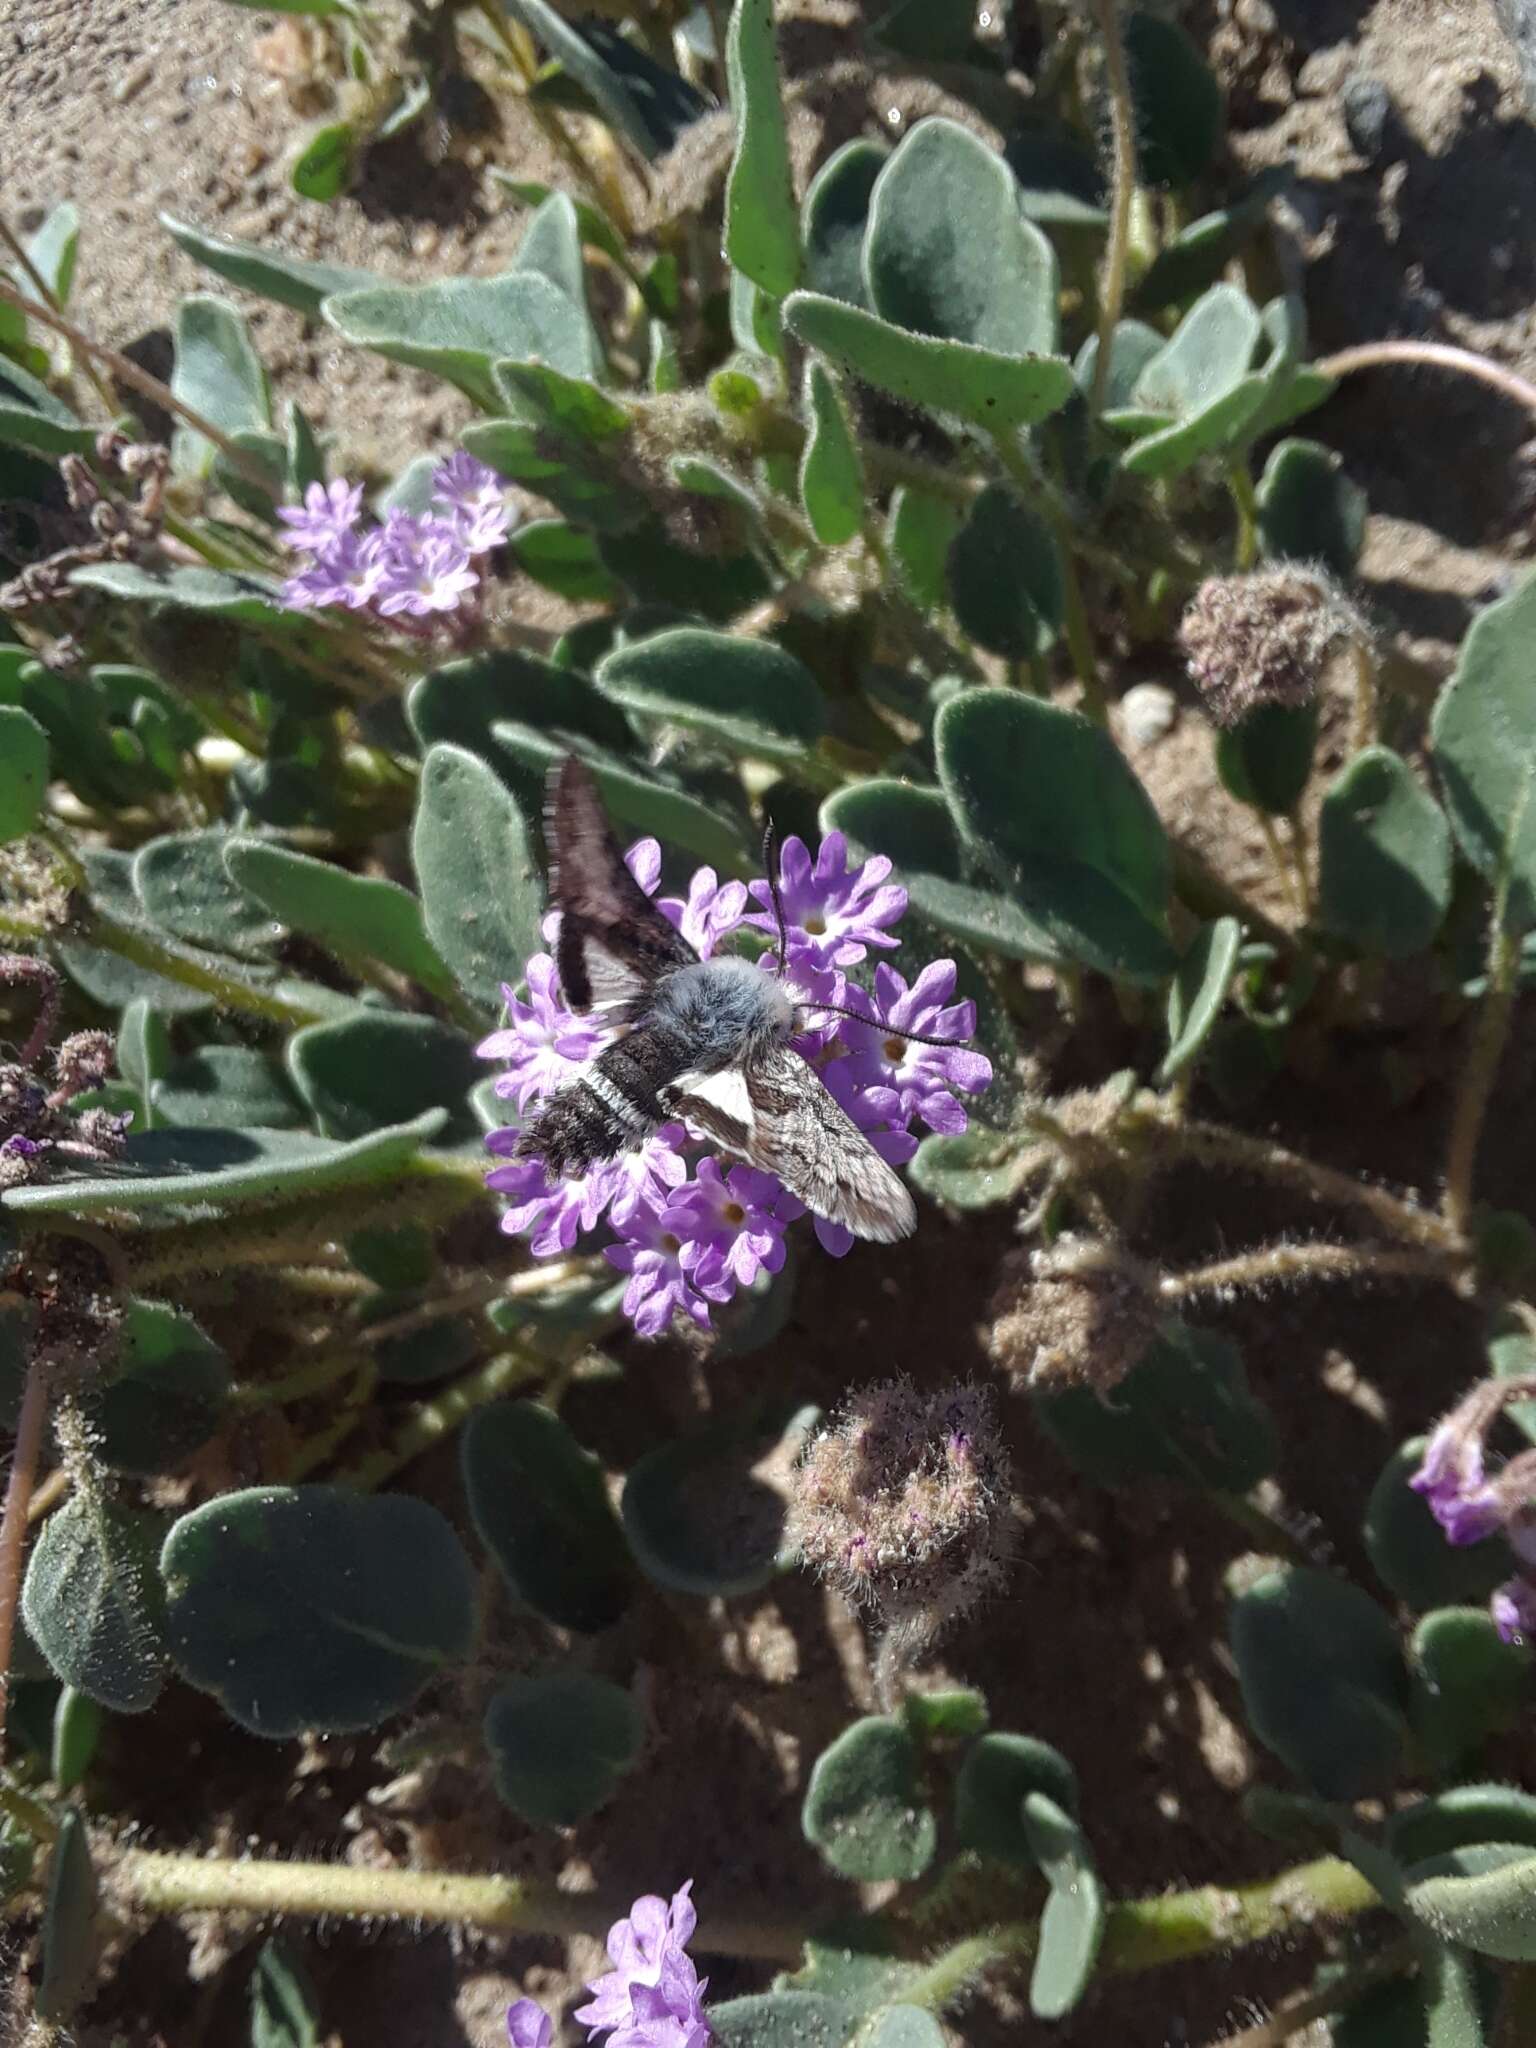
[
  {"x1": 1150, "y1": 1113, "x2": 1461, "y2": 1250},
  {"x1": 333, "y1": 1350, "x2": 545, "y2": 1492},
  {"x1": 74, "y1": 911, "x2": 328, "y2": 1028},
  {"x1": 1205, "y1": 1490, "x2": 1313, "y2": 1566},
  {"x1": 1087, "y1": 0, "x2": 1138, "y2": 414},
  {"x1": 234, "y1": 1349, "x2": 369, "y2": 1410},
  {"x1": 1161, "y1": 1239, "x2": 1467, "y2": 1298},
  {"x1": 0, "y1": 1771, "x2": 59, "y2": 1843},
  {"x1": 1228, "y1": 460, "x2": 1260, "y2": 571},
  {"x1": 1444, "y1": 913, "x2": 1522, "y2": 1238},
  {"x1": 1347, "y1": 640, "x2": 1378, "y2": 757},
  {"x1": 0, "y1": 1361, "x2": 48, "y2": 1761},
  {"x1": 281, "y1": 1361, "x2": 378, "y2": 1481},
  {"x1": 1255, "y1": 809, "x2": 1304, "y2": 922},
  {"x1": 106, "y1": 1847, "x2": 1380, "y2": 1985}
]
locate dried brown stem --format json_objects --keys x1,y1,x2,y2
[{"x1": 1317, "y1": 339, "x2": 1536, "y2": 421}]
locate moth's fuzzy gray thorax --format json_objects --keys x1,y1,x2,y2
[{"x1": 650, "y1": 955, "x2": 793, "y2": 1071}]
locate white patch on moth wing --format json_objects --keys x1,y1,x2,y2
[
  {"x1": 677, "y1": 1048, "x2": 916, "y2": 1244},
  {"x1": 581, "y1": 1065, "x2": 652, "y2": 1133}
]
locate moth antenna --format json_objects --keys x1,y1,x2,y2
[
  {"x1": 762, "y1": 815, "x2": 790, "y2": 980},
  {"x1": 800, "y1": 998, "x2": 965, "y2": 1051}
]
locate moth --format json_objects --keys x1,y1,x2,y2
[{"x1": 517, "y1": 755, "x2": 931, "y2": 1242}]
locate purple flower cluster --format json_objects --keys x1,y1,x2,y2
[
  {"x1": 509, "y1": 1882, "x2": 710, "y2": 2048},
  {"x1": 277, "y1": 452, "x2": 510, "y2": 623},
  {"x1": 1411, "y1": 1375, "x2": 1536, "y2": 1644},
  {"x1": 479, "y1": 831, "x2": 991, "y2": 1337}
]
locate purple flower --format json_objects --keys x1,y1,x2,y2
[
  {"x1": 1410, "y1": 1420, "x2": 1504, "y2": 1546},
  {"x1": 657, "y1": 868, "x2": 750, "y2": 961},
  {"x1": 1491, "y1": 1576, "x2": 1536, "y2": 1646},
  {"x1": 604, "y1": 1202, "x2": 712, "y2": 1339},
  {"x1": 276, "y1": 477, "x2": 363, "y2": 553},
  {"x1": 747, "y1": 831, "x2": 907, "y2": 968},
  {"x1": 479, "y1": 959, "x2": 608, "y2": 1113},
  {"x1": 372, "y1": 512, "x2": 480, "y2": 617},
  {"x1": 666, "y1": 1158, "x2": 797, "y2": 1299},
  {"x1": 576, "y1": 1884, "x2": 711, "y2": 2048},
  {"x1": 282, "y1": 526, "x2": 387, "y2": 612},
  {"x1": 434, "y1": 449, "x2": 512, "y2": 554},
  {"x1": 833, "y1": 961, "x2": 992, "y2": 1134},
  {"x1": 508, "y1": 2001, "x2": 554, "y2": 2048}
]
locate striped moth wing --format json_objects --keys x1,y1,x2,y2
[{"x1": 673, "y1": 1053, "x2": 917, "y2": 1245}]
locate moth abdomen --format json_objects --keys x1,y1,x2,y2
[{"x1": 517, "y1": 1030, "x2": 686, "y2": 1177}]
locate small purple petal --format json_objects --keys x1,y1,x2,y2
[{"x1": 508, "y1": 1999, "x2": 554, "y2": 2048}]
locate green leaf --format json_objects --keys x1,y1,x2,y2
[
  {"x1": 1159, "y1": 916, "x2": 1242, "y2": 1082},
  {"x1": 1319, "y1": 747, "x2": 1453, "y2": 957},
  {"x1": 510, "y1": 519, "x2": 623, "y2": 603},
  {"x1": 1036, "y1": 1322, "x2": 1275, "y2": 1490},
  {"x1": 824, "y1": 778, "x2": 1059, "y2": 962},
  {"x1": 866, "y1": 118, "x2": 1058, "y2": 356},
  {"x1": 801, "y1": 138, "x2": 887, "y2": 306},
  {"x1": 464, "y1": 415, "x2": 643, "y2": 533},
  {"x1": 1363, "y1": 1438, "x2": 1512, "y2": 1610},
  {"x1": 596, "y1": 525, "x2": 771, "y2": 618},
  {"x1": 954, "y1": 1731, "x2": 1079, "y2": 1865},
  {"x1": 134, "y1": 829, "x2": 278, "y2": 958},
  {"x1": 250, "y1": 1937, "x2": 322, "y2": 2048},
  {"x1": 324, "y1": 273, "x2": 595, "y2": 412},
  {"x1": 1390, "y1": 1785, "x2": 1536, "y2": 1869},
  {"x1": 503, "y1": 0, "x2": 668, "y2": 159},
  {"x1": 290, "y1": 119, "x2": 354, "y2": 202},
  {"x1": 152, "y1": 1047, "x2": 304, "y2": 1130},
  {"x1": 55, "y1": 847, "x2": 213, "y2": 1015},
  {"x1": 489, "y1": 726, "x2": 751, "y2": 872},
  {"x1": 1125, "y1": 9, "x2": 1223, "y2": 187},
  {"x1": 25, "y1": 202, "x2": 80, "y2": 306},
  {"x1": 89, "y1": 1299, "x2": 233, "y2": 1474},
  {"x1": 1410, "y1": 1608, "x2": 1532, "y2": 1772},
  {"x1": 69, "y1": 559, "x2": 295, "y2": 624},
  {"x1": 901, "y1": 1687, "x2": 989, "y2": 1745},
  {"x1": 493, "y1": 359, "x2": 629, "y2": 441},
  {"x1": 1407, "y1": 1845, "x2": 1536, "y2": 1962},
  {"x1": 597, "y1": 626, "x2": 827, "y2": 764},
  {"x1": 117, "y1": 1000, "x2": 171, "y2": 1131},
  {"x1": 886, "y1": 486, "x2": 961, "y2": 614},
  {"x1": 946, "y1": 482, "x2": 1063, "y2": 658},
  {"x1": 483, "y1": 1671, "x2": 643, "y2": 1826},
  {"x1": 800, "y1": 361, "x2": 863, "y2": 546},
  {"x1": 462, "y1": 1401, "x2": 631, "y2": 1632},
  {"x1": 936, "y1": 688, "x2": 1175, "y2": 982},
  {"x1": 162, "y1": 1486, "x2": 476, "y2": 1737},
  {"x1": 783, "y1": 291, "x2": 1075, "y2": 434},
  {"x1": 161, "y1": 212, "x2": 377, "y2": 316},
  {"x1": 51, "y1": 1687, "x2": 102, "y2": 1795},
  {"x1": 288, "y1": 1013, "x2": 479, "y2": 1143},
  {"x1": 22, "y1": 1495, "x2": 168, "y2": 1712},
  {"x1": 1431, "y1": 572, "x2": 1536, "y2": 927},
  {"x1": 908, "y1": 1126, "x2": 1036, "y2": 1210},
  {"x1": 711, "y1": 1994, "x2": 862, "y2": 2047},
  {"x1": 622, "y1": 1401, "x2": 817, "y2": 1598},
  {"x1": 1022, "y1": 1792, "x2": 1106, "y2": 2019},
  {"x1": 872, "y1": 0, "x2": 975, "y2": 60},
  {"x1": 514, "y1": 190, "x2": 595, "y2": 336},
  {"x1": 724, "y1": 0, "x2": 801, "y2": 299},
  {"x1": 407, "y1": 646, "x2": 632, "y2": 760},
  {"x1": 171, "y1": 294, "x2": 271, "y2": 480},
  {"x1": 1228, "y1": 1565, "x2": 1408, "y2": 1800},
  {"x1": 802, "y1": 1717, "x2": 937, "y2": 1881},
  {"x1": 224, "y1": 838, "x2": 455, "y2": 998},
  {"x1": 1216, "y1": 702, "x2": 1319, "y2": 817},
  {"x1": 1106, "y1": 283, "x2": 1264, "y2": 480},
  {"x1": 412, "y1": 744, "x2": 544, "y2": 1011},
  {"x1": 1258, "y1": 437, "x2": 1367, "y2": 576},
  {"x1": 0, "y1": 705, "x2": 47, "y2": 842},
  {"x1": 36, "y1": 1810, "x2": 96, "y2": 2025},
  {"x1": 1131, "y1": 170, "x2": 1290, "y2": 313},
  {"x1": 1, "y1": 1111, "x2": 445, "y2": 1217}
]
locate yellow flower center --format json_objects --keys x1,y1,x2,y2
[{"x1": 724, "y1": 1201, "x2": 747, "y2": 1225}]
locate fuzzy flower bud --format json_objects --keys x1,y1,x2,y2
[
  {"x1": 788, "y1": 1380, "x2": 1013, "y2": 1644},
  {"x1": 988, "y1": 1236, "x2": 1163, "y2": 1394},
  {"x1": 1178, "y1": 566, "x2": 1368, "y2": 727},
  {"x1": 53, "y1": 1029, "x2": 116, "y2": 1100}
]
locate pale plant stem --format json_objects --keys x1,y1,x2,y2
[
  {"x1": 1444, "y1": 907, "x2": 1522, "y2": 1238},
  {"x1": 1162, "y1": 1240, "x2": 1468, "y2": 1297},
  {"x1": 0, "y1": 1362, "x2": 48, "y2": 1760},
  {"x1": 1228, "y1": 460, "x2": 1260, "y2": 570},
  {"x1": 25, "y1": 1466, "x2": 70, "y2": 1526},
  {"x1": 73, "y1": 912, "x2": 328, "y2": 1029},
  {"x1": 0, "y1": 279, "x2": 275, "y2": 493},
  {"x1": 1086, "y1": 0, "x2": 1137, "y2": 413},
  {"x1": 281, "y1": 1362, "x2": 378, "y2": 1482},
  {"x1": 1347, "y1": 640, "x2": 1378, "y2": 757},
  {"x1": 351, "y1": 1261, "x2": 595, "y2": 1349},
  {"x1": 106, "y1": 1847, "x2": 1383, "y2": 1989},
  {"x1": 0, "y1": 1770, "x2": 58, "y2": 1841},
  {"x1": 477, "y1": 3, "x2": 634, "y2": 233},
  {"x1": 1256, "y1": 809, "x2": 1304, "y2": 921},
  {"x1": 0, "y1": 215, "x2": 116, "y2": 415},
  {"x1": 234, "y1": 1349, "x2": 369, "y2": 1411},
  {"x1": 1205, "y1": 1489, "x2": 1313, "y2": 1566},
  {"x1": 1285, "y1": 808, "x2": 1314, "y2": 921},
  {"x1": 1205, "y1": 1937, "x2": 1418, "y2": 2048},
  {"x1": 1318, "y1": 339, "x2": 1536, "y2": 421},
  {"x1": 1152, "y1": 1114, "x2": 1461, "y2": 1249},
  {"x1": 332, "y1": 1350, "x2": 545, "y2": 1492}
]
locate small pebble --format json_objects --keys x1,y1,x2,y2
[
  {"x1": 1121, "y1": 683, "x2": 1178, "y2": 748},
  {"x1": 1341, "y1": 71, "x2": 1393, "y2": 161}
]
